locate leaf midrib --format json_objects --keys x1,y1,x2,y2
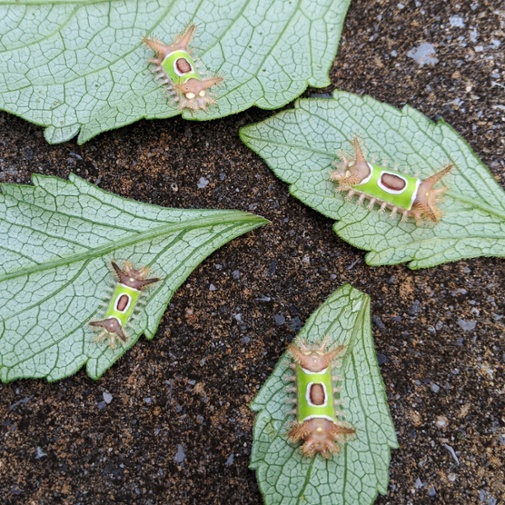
[
  {"x1": 448, "y1": 193, "x2": 505, "y2": 221},
  {"x1": 0, "y1": 211, "x2": 266, "y2": 283}
]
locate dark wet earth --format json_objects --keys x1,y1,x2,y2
[{"x1": 0, "y1": 0, "x2": 503, "y2": 504}]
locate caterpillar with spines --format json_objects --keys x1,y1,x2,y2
[
  {"x1": 286, "y1": 337, "x2": 356, "y2": 458},
  {"x1": 330, "y1": 137, "x2": 452, "y2": 224},
  {"x1": 89, "y1": 261, "x2": 160, "y2": 349},
  {"x1": 143, "y1": 24, "x2": 223, "y2": 111}
]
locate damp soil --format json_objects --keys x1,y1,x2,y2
[{"x1": 0, "y1": 1, "x2": 504, "y2": 504}]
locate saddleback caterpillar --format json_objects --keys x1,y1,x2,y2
[
  {"x1": 286, "y1": 338, "x2": 356, "y2": 458},
  {"x1": 330, "y1": 137, "x2": 452, "y2": 224},
  {"x1": 89, "y1": 261, "x2": 160, "y2": 349},
  {"x1": 144, "y1": 24, "x2": 223, "y2": 110}
]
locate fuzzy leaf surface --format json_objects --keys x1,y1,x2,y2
[
  {"x1": 250, "y1": 284, "x2": 398, "y2": 505},
  {"x1": 240, "y1": 91, "x2": 505, "y2": 269},
  {"x1": 0, "y1": 0, "x2": 351, "y2": 144},
  {"x1": 0, "y1": 174, "x2": 267, "y2": 381}
]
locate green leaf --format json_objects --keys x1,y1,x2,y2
[
  {"x1": 0, "y1": 0, "x2": 351, "y2": 144},
  {"x1": 0, "y1": 174, "x2": 267, "y2": 382},
  {"x1": 240, "y1": 91, "x2": 505, "y2": 269},
  {"x1": 250, "y1": 284, "x2": 398, "y2": 505}
]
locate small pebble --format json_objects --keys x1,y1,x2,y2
[
  {"x1": 268, "y1": 260, "x2": 278, "y2": 277},
  {"x1": 197, "y1": 177, "x2": 209, "y2": 189},
  {"x1": 288, "y1": 316, "x2": 302, "y2": 332},
  {"x1": 409, "y1": 300, "x2": 421, "y2": 315},
  {"x1": 444, "y1": 443, "x2": 460, "y2": 465},
  {"x1": 458, "y1": 318, "x2": 476, "y2": 331},
  {"x1": 103, "y1": 392, "x2": 113, "y2": 404},
  {"x1": 376, "y1": 352, "x2": 387, "y2": 366},
  {"x1": 10, "y1": 486, "x2": 22, "y2": 495},
  {"x1": 451, "y1": 288, "x2": 467, "y2": 296},
  {"x1": 407, "y1": 42, "x2": 439, "y2": 66},
  {"x1": 174, "y1": 444, "x2": 186, "y2": 463},
  {"x1": 449, "y1": 15, "x2": 465, "y2": 28},
  {"x1": 256, "y1": 295, "x2": 271, "y2": 303},
  {"x1": 372, "y1": 315, "x2": 385, "y2": 330},
  {"x1": 35, "y1": 447, "x2": 47, "y2": 459}
]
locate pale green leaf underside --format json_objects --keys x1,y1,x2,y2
[
  {"x1": 250, "y1": 284, "x2": 398, "y2": 505},
  {"x1": 240, "y1": 91, "x2": 505, "y2": 269},
  {"x1": 0, "y1": 174, "x2": 267, "y2": 382},
  {"x1": 0, "y1": 0, "x2": 351, "y2": 144}
]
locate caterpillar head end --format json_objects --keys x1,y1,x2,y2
[
  {"x1": 89, "y1": 317, "x2": 127, "y2": 348},
  {"x1": 143, "y1": 24, "x2": 197, "y2": 62},
  {"x1": 288, "y1": 338, "x2": 345, "y2": 373},
  {"x1": 175, "y1": 77, "x2": 224, "y2": 110},
  {"x1": 413, "y1": 164, "x2": 453, "y2": 222},
  {"x1": 330, "y1": 137, "x2": 372, "y2": 189},
  {"x1": 289, "y1": 418, "x2": 356, "y2": 458},
  {"x1": 111, "y1": 261, "x2": 160, "y2": 290}
]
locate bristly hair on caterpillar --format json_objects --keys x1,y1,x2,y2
[
  {"x1": 89, "y1": 261, "x2": 160, "y2": 349},
  {"x1": 143, "y1": 24, "x2": 223, "y2": 111},
  {"x1": 286, "y1": 337, "x2": 356, "y2": 458},
  {"x1": 330, "y1": 137, "x2": 453, "y2": 224}
]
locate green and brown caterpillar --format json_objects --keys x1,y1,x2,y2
[
  {"x1": 330, "y1": 138, "x2": 452, "y2": 223},
  {"x1": 89, "y1": 261, "x2": 159, "y2": 349},
  {"x1": 144, "y1": 25, "x2": 223, "y2": 110},
  {"x1": 286, "y1": 338, "x2": 356, "y2": 458}
]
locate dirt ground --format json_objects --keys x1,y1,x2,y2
[{"x1": 0, "y1": 0, "x2": 504, "y2": 504}]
